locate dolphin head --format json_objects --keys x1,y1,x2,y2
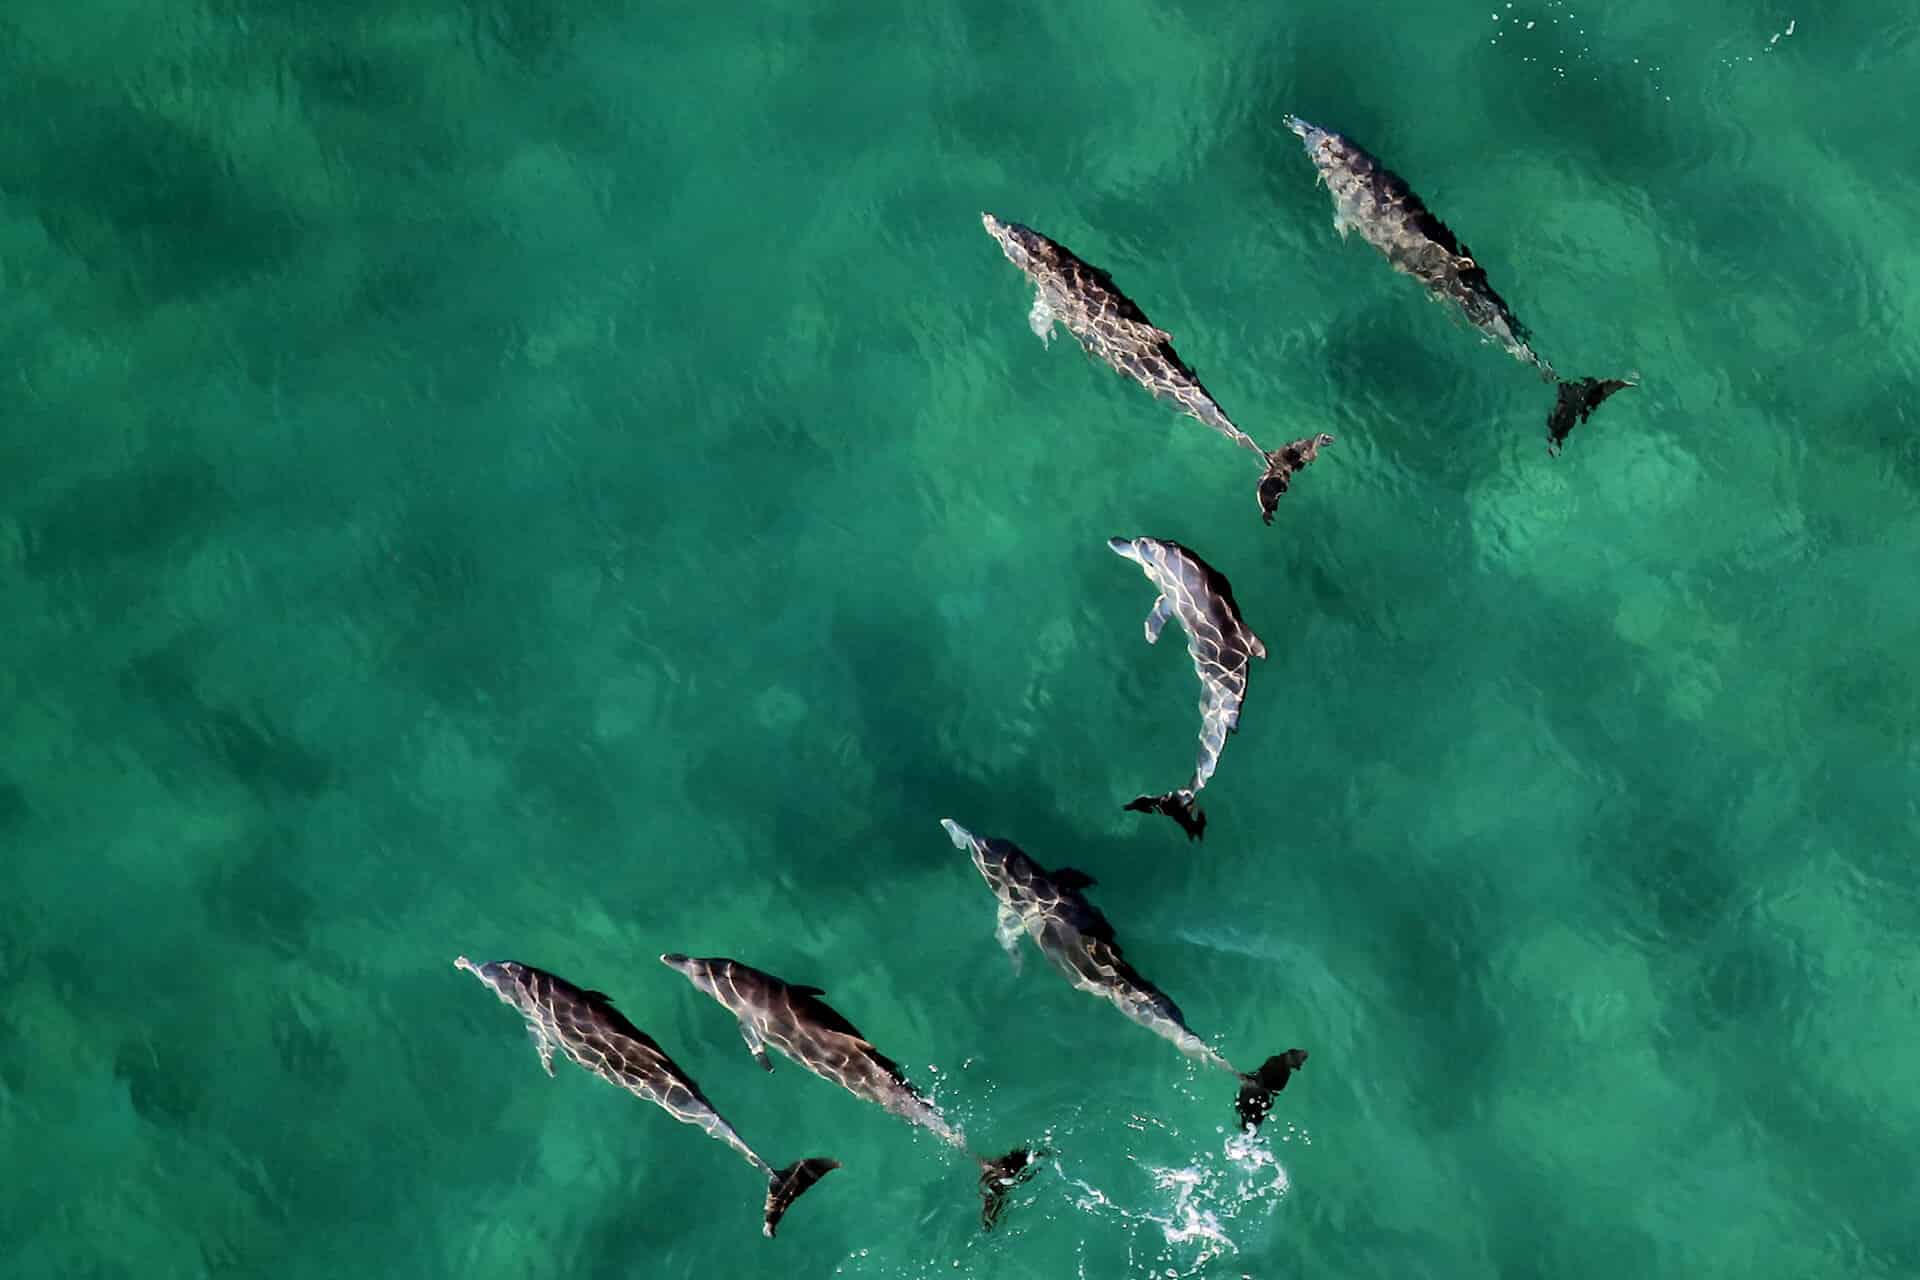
[
  {"x1": 455, "y1": 956, "x2": 538, "y2": 1013},
  {"x1": 659, "y1": 952, "x2": 721, "y2": 997},
  {"x1": 942, "y1": 817, "x2": 997, "y2": 870},
  {"x1": 980, "y1": 211, "x2": 1013, "y2": 254},
  {"x1": 454, "y1": 955, "x2": 524, "y2": 986},
  {"x1": 1106, "y1": 535, "x2": 1143, "y2": 563},
  {"x1": 1281, "y1": 114, "x2": 1344, "y2": 168},
  {"x1": 980, "y1": 211, "x2": 1043, "y2": 272},
  {"x1": 942, "y1": 818, "x2": 1021, "y2": 897}
]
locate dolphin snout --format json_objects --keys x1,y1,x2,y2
[
  {"x1": 1282, "y1": 113, "x2": 1312, "y2": 139},
  {"x1": 940, "y1": 818, "x2": 974, "y2": 849},
  {"x1": 659, "y1": 953, "x2": 691, "y2": 973},
  {"x1": 1107, "y1": 536, "x2": 1139, "y2": 558}
]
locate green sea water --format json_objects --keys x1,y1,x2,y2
[{"x1": 3, "y1": 0, "x2": 1917, "y2": 1275}]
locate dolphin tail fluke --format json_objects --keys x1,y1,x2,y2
[
  {"x1": 762, "y1": 1157, "x2": 839, "y2": 1239},
  {"x1": 1257, "y1": 433, "x2": 1335, "y2": 523},
  {"x1": 1546, "y1": 375, "x2": 1636, "y2": 456},
  {"x1": 1234, "y1": 1048, "x2": 1309, "y2": 1132},
  {"x1": 1123, "y1": 788, "x2": 1207, "y2": 841},
  {"x1": 977, "y1": 1148, "x2": 1040, "y2": 1231}
]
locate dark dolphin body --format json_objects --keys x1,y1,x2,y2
[
  {"x1": 982, "y1": 211, "x2": 1333, "y2": 522},
  {"x1": 660, "y1": 954, "x2": 1037, "y2": 1230},
  {"x1": 940, "y1": 821, "x2": 1306, "y2": 1131},
  {"x1": 1107, "y1": 536, "x2": 1266, "y2": 840},
  {"x1": 453, "y1": 957, "x2": 836, "y2": 1238},
  {"x1": 1282, "y1": 116, "x2": 1634, "y2": 453}
]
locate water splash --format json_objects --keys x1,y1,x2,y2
[
  {"x1": 1052, "y1": 1117, "x2": 1297, "y2": 1278},
  {"x1": 1485, "y1": 0, "x2": 1675, "y2": 98}
]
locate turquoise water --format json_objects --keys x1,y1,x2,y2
[{"x1": 3, "y1": 0, "x2": 1917, "y2": 1275}]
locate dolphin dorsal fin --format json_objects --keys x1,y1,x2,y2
[
  {"x1": 581, "y1": 989, "x2": 614, "y2": 1005},
  {"x1": 1082, "y1": 906, "x2": 1120, "y2": 947},
  {"x1": 790, "y1": 984, "x2": 827, "y2": 997},
  {"x1": 1050, "y1": 867, "x2": 1098, "y2": 891}
]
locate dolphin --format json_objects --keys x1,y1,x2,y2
[
  {"x1": 454, "y1": 956, "x2": 837, "y2": 1238},
  {"x1": 981, "y1": 211, "x2": 1334, "y2": 522},
  {"x1": 660, "y1": 953, "x2": 1037, "y2": 1230},
  {"x1": 1281, "y1": 115, "x2": 1634, "y2": 453},
  {"x1": 1107, "y1": 535, "x2": 1265, "y2": 840},
  {"x1": 940, "y1": 820, "x2": 1307, "y2": 1130}
]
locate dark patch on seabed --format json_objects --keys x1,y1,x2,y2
[
  {"x1": 1378, "y1": 891, "x2": 1502, "y2": 1129},
  {"x1": 1689, "y1": 927, "x2": 1806, "y2": 1032},
  {"x1": 0, "y1": 778, "x2": 27, "y2": 829},
  {"x1": 285, "y1": 36, "x2": 429, "y2": 112},
  {"x1": 0, "y1": 1010, "x2": 28, "y2": 1100},
  {"x1": 0, "y1": 76, "x2": 293, "y2": 303},
  {"x1": 120, "y1": 642, "x2": 203, "y2": 708},
  {"x1": 271, "y1": 996, "x2": 351, "y2": 1093},
  {"x1": 24, "y1": 459, "x2": 225, "y2": 578},
  {"x1": 195, "y1": 706, "x2": 337, "y2": 799},
  {"x1": 119, "y1": 644, "x2": 337, "y2": 800},
  {"x1": 508, "y1": 732, "x2": 624, "y2": 838},
  {"x1": 198, "y1": 834, "x2": 319, "y2": 955},
  {"x1": 1587, "y1": 805, "x2": 1744, "y2": 946},
  {"x1": 116, "y1": 1035, "x2": 208, "y2": 1127}
]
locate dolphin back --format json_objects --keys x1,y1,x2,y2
[{"x1": 1284, "y1": 114, "x2": 1544, "y2": 370}]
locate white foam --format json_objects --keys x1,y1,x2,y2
[{"x1": 1052, "y1": 1125, "x2": 1296, "y2": 1277}]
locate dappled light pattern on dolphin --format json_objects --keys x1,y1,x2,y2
[
  {"x1": 982, "y1": 212, "x2": 1333, "y2": 521},
  {"x1": 453, "y1": 957, "x2": 836, "y2": 1238},
  {"x1": 940, "y1": 821, "x2": 1306, "y2": 1131},
  {"x1": 1107, "y1": 536, "x2": 1266, "y2": 840},
  {"x1": 660, "y1": 953, "x2": 1038, "y2": 1230},
  {"x1": 1284, "y1": 115, "x2": 1546, "y2": 373},
  {"x1": 1282, "y1": 115, "x2": 1634, "y2": 452}
]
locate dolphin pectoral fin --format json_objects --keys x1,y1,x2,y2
[
  {"x1": 529, "y1": 1026, "x2": 557, "y2": 1078},
  {"x1": 995, "y1": 905, "x2": 1025, "y2": 975},
  {"x1": 738, "y1": 1020, "x2": 774, "y2": 1073},
  {"x1": 1143, "y1": 594, "x2": 1171, "y2": 644},
  {"x1": 1027, "y1": 291, "x2": 1057, "y2": 346}
]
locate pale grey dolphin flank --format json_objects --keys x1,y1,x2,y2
[
  {"x1": 660, "y1": 953, "x2": 1038, "y2": 1230},
  {"x1": 454, "y1": 956, "x2": 837, "y2": 1238},
  {"x1": 981, "y1": 211, "x2": 1334, "y2": 523},
  {"x1": 1281, "y1": 115, "x2": 1634, "y2": 454},
  {"x1": 1108, "y1": 535, "x2": 1266, "y2": 841},
  {"x1": 940, "y1": 821, "x2": 1307, "y2": 1131}
]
